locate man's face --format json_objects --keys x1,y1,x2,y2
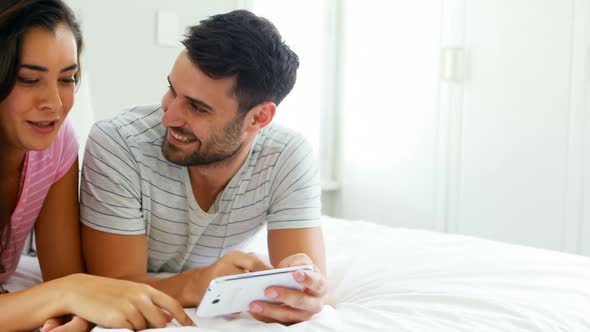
[{"x1": 161, "y1": 50, "x2": 246, "y2": 166}]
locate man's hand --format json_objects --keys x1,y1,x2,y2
[
  {"x1": 190, "y1": 251, "x2": 274, "y2": 306},
  {"x1": 248, "y1": 253, "x2": 328, "y2": 324}
]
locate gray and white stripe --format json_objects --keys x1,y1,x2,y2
[{"x1": 80, "y1": 105, "x2": 321, "y2": 273}]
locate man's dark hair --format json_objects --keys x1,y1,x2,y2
[{"x1": 181, "y1": 9, "x2": 299, "y2": 113}]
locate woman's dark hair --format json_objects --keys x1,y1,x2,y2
[
  {"x1": 0, "y1": 0, "x2": 83, "y2": 274},
  {"x1": 181, "y1": 9, "x2": 299, "y2": 114}
]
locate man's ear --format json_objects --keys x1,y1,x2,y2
[{"x1": 246, "y1": 101, "x2": 276, "y2": 132}]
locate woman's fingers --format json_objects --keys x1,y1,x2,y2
[
  {"x1": 149, "y1": 289, "x2": 196, "y2": 327},
  {"x1": 123, "y1": 306, "x2": 147, "y2": 331},
  {"x1": 50, "y1": 316, "x2": 92, "y2": 332},
  {"x1": 135, "y1": 296, "x2": 172, "y2": 328},
  {"x1": 40, "y1": 317, "x2": 63, "y2": 332}
]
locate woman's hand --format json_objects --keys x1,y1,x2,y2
[
  {"x1": 55, "y1": 274, "x2": 195, "y2": 330},
  {"x1": 41, "y1": 315, "x2": 92, "y2": 332}
]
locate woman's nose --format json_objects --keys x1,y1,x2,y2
[{"x1": 37, "y1": 83, "x2": 62, "y2": 112}]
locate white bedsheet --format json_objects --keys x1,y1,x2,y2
[
  {"x1": 9, "y1": 217, "x2": 590, "y2": 331},
  {"x1": 3, "y1": 255, "x2": 42, "y2": 292}
]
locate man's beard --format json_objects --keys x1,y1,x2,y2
[{"x1": 161, "y1": 114, "x2": 245, "y2": 166}]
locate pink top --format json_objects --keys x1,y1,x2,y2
[{"x1": 0, "y1": 118, "x2": 78, "y2": 282}]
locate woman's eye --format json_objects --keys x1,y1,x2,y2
[
  {"x1": 17, "y1": 76, "x2": 38, "y2": 84},
  {"x1": 60, "y1": 77, "x2": 77, "y2": 85}
]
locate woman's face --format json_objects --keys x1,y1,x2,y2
[{"x1": 0, "y1": 23, "x2": 78, "y2": 152}]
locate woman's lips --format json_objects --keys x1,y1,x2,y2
[{"x1": 26, "y1": 120, "x2": 58, "y2": 134}]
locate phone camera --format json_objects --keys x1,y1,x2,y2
[{"x1": 212, "y1": 299, "x2": 220, "y2": 304}]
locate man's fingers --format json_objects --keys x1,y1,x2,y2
[
  {"x1": 241, "y1": 252, "x2": 273, "y2": 271},
  {"x1": 247, "y1": 252, "x2": 327, "y2": 325},
  {"x1": 294, "y1": 270, "x2": 327, "y2": 296},
  {"x1": 249, "y1": 301, "x2": 315, "y2": 324},
  {"x1": 150, "y1": 289, "x2": 196, "y2": 327},
  {"x1": 249, "y1": 311, "x2": 276, "y2": 323},
  {"x1": 279, "y1": 254, "x2": 326, "y2": 296},
  {"x1": 264, "y1": 286, "x2": 323, "y2": 313},
  {"x1": 278, "y1": 253, "x2": 312, "y2": 269},
  {"x1": 217, "y1": 251, "x2": 272, "y2": 275}
]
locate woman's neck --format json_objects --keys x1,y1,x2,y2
[
  {"x1": 0, "y1": 131, "x2": 27, "y2": 176},
  {"x1": 0, "y1": 147, "x2": 27, "y2": 177}
]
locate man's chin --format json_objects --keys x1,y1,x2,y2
[
  {"x1": 161, "y1": 141, "x2": 189, "y2": 165},
  {"x1": 162, "y1": 153, "x2": 183, "y2": 165}
]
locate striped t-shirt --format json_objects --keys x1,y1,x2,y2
[
  {"x1": 0, "y1": 118, "x2": 78, "y2": 282},
  {"x1": 80, "y1": 105, "x2": 321, "y2": 273}
]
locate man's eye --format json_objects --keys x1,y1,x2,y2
[{"x1": 191, "y1": 104, "x2": 207, "y2": 113}]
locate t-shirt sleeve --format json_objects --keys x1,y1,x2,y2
[
  {"x1": 80, "y1": 120, "x2": 145, "y2": 235},
  {"x1": 266, "y1": 135, "x2": 322, "y2": 230},
  {"x1": 54, "y1": 117, "x2": 79, "y2": 183}
]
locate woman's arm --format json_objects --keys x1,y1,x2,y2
[
  {"x1": 0, "y1": 278, "x2": 68, "y2": 331},
  {"x1": 0, "y1": 273, "x2": 195, "y2": 331},
  {"x1": 34, "y1": 158, "x2": 84, "y2": 280}
]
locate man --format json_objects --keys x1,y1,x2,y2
[{"x1": 80, "y1": 10, "x2": 328, "y2": 324}]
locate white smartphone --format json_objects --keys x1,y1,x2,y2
[{"x1": 196, "y1": 265, "x2": 314, "y2": 318}]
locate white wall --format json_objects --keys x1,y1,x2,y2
[
  {"x1": 445, "y1": 0, "x2": 573, "y2": 251},
  {"x1": 328, "y1": 0, "x2": 590, "y2": 256},
  {"x1": 578, "y1": 0, "x2": 590, "y2": 256},
  {"x1": 66, "y1": 0, "x2": 240, "y2": 120},
  {"x1": 441, "y1": 0, "x2": 590, "y2": 254},
  {"x1": 329, "y1": 0, "x2": 443, "y2": 230}
]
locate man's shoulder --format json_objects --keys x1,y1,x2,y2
[
  {"x1": 91, "y1": 105, "x2": 165, "y2": 143},
  {"x1": 248, "y1": 123, "x2": 315, "y2": 176},
  {"x1": 257, "y1": 123, "x2": 308, "y2": 153}
]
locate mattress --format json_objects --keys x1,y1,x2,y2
[{"x1": 9, "y1": 217, "x2": 590, "y2": 331}]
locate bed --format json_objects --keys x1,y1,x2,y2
[{"x1": 7, "y1": 217, "x2": 590, "y2": 331}]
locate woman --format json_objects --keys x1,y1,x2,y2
[{"x1": 0, "y1": 1, "x2": 194, "y2": 330}]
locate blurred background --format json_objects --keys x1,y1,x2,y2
[{"x1": 65, "y1": 0, "x2": 590, "y2": 256}]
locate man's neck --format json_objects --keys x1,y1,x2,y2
[{"x1": 187, "y1": 136, "x2": 254, "y2": 211}]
